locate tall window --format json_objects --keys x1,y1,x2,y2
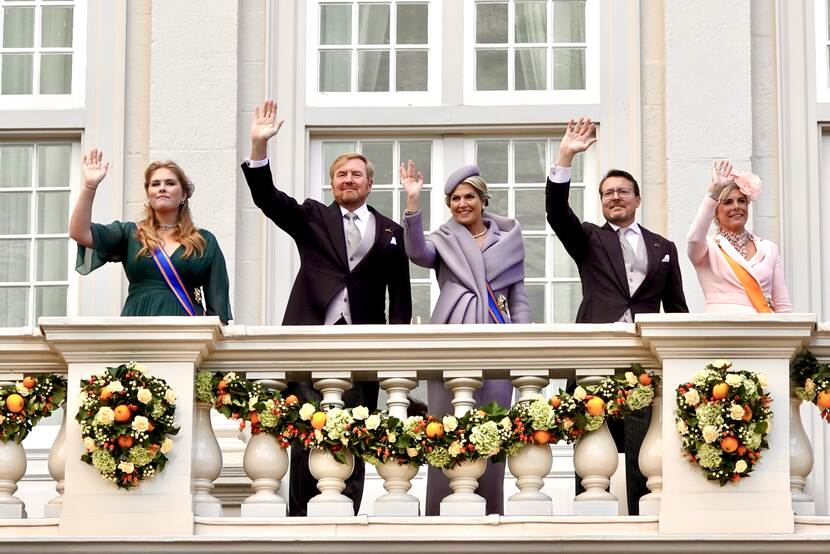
[
  {"x1": 0, "y1": 142, "x2": 75, "y2": 326},
  {"x1": 308, "y1": 0, "x2": 439, "y2": 105},
  {"x1": 0, "y1": 0, "x2": 83, "y2": 106},
  {"x1": 815, "y1": 0, "x2": 830, "y2": 101},
  {"x1": 465, "y1": 0, "x2": 598, "y2": 104}
]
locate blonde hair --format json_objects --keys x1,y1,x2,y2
[
  {"x1": 329, "y1": 153, "x2": 374, "y2": 182},
  {"x1": 444, "y1": 176, "x2": 490, "y2": 208},
  {"x1": 136, "y1": 160, "x2": 206, "y2": 259},
  {"x1": 717, "y1": 182, "x2": 749, "y2": 204}
]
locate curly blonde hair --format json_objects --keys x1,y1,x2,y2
[{"x1": 135, "y1": 161, "x2": 206, "y2": 259}]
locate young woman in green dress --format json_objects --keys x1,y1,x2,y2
[{"x1": 69, "y1": 149, "x2": 232, "y2": 323}]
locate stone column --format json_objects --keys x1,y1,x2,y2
[{"x1": 638, "y1": 376, "x2": 663, "y2": 516}]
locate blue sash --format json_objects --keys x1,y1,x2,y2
[
  {"x1": 486, "y1": 282, "x2": 508, "y2": 324},
  {"x1": 151, "y1": 246, "x2": 201, "y2": 316}
]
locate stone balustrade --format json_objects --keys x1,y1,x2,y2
[{"x1": 1, "y1": 316, "x2": 830, "y2": 552}]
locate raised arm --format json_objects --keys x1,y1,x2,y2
[
  {"x1": 401, "y1": 159, "x2": 438, "y2": 267},
  {"x1": 69, "y1": 149, "x2": 109, "y2": 248},
  {"x1": 687, "y1": 160, "x2": 732, "y2": 266},
  {"x1": 250, "y1": 99, "x2": 284, "y2": 161}
]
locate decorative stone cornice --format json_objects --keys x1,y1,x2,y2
[
  {"x1": 0, "y1": 327, "x2": 65, "y2": 374},
  {"x1": 808, "y1": 322, "x2": 830, "y2": 361}
]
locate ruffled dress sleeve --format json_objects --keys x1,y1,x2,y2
[{"x1": 75, "y1": 221, "x2": 134, "y2": 275}]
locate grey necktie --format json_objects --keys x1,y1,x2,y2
[
  {"x1": 344, "y1": 212, "x2": 361, "y2": 256},
  {"x1": 618, "y1": 227, "x2": 635, "y2": 285}
]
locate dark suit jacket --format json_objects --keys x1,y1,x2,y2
[
  {"x1": 545, "y1": 178, "x2": 688, "y2": 322},
  {"x1": 241, "y1": 161, "x2": 412, "y2": 325}
]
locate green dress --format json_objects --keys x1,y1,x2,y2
[{"x1": 76, "y1": 221, "x2": 232, "y2": 323}]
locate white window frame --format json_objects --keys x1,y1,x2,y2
[
  {"x1": 305, "y1": 0, "x2": 442, "y2": 107},
  {"x1": 463, "y1": 0, "x2": 599, "y2": 105},
  {"x1": 0, "y1": 0, "x2": 86, "y2": 110},
  {"x1": 816, "y1": 0, "x2": 830, "y2": 102},
  {"x1": 0, "y1": 139, "x2": 80, "y2": 327}
]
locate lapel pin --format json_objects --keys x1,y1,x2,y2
[{"x1": 385, "y1": 227, "x2": 393, "y2": 233}]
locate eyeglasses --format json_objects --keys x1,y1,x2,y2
[{"x1": 600, "y1": 187, "x2": 635, "y2": 200}]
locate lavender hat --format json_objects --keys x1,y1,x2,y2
[{"x1": 443, "y1": 164, "x2": 481, "y2": 195}]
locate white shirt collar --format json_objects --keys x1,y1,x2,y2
[
  {"x1": 340, "y1": 203, "x2": 370, "y2": 221},
  {"x1": 608, "y1": 221, "x2": 642, "y2": 236}
]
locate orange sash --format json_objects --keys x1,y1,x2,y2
[{"x1": 716, "y1": 240, "x2": 773, "y2": 313}]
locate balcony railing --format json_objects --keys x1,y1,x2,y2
[{"x1": 0, "y1": 315, "x2": 829, "y2": 552}]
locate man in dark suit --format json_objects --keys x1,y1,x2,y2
[
  {"x1": 241, "y1": 100, "x2": 412, "y2": 516},
  {"x1": 546, "y1": 117, "x2": 688, "y2": 515}
]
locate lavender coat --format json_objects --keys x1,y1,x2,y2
[{"x1": 403, "y1": 210, "x2": 530, "y2": 515}]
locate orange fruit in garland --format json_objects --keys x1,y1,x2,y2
[
  {"x1": 712, "y1": 383, "x2": 730, "y2": 400},
  {"x1": 638, "y1": 373, "x2": 652, "y2": 386},
  {"x1": 425, "y1": 421, "x2": 445, "y2": 439},
  {"x1": 720, "y1": 436, "x2": 739, "y2": 453},
  {"x1": 113, "y1": 405, "x2": 132, "y2": 423},
  {"x1": 742, "y1": 405, "x2": 753, "y2": 422},
  {"x1": 22, "y1": 376, "x2": 37, "y2": 389},
  {"x1": 585, "y1": 396, "x2": 606, "y2": 417},
  {"x1": 310, "y1": 411, "x2": 327, "y2": 430},
  {"x1": 99, "y1": 389, "x2": 113, "y2": 402},
  {"x1": 117, "y1": 435, "x2": 134, "y2": 448},
  {"x1": 817, "y1": 390, "x2": 830, "y2": 410},
  {"x1": 5, "y1": 393, "x2": 25, "y2": 413},
  {"x1": 549, "y1": 396, "x2": 561, "y2": 408},
  {"x1": 284, "y1": 394, "x2": 299, "y2": 406},
  {"x1": 532, "y1": 429, "x2": 552, "y2": 444},
  {"x1": 249, "y1": 412, "x2": 260, "y2": 425}
]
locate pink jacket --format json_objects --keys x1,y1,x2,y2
[{"x1": 687, "y1": 196, "x2": 792, "y2": 313}]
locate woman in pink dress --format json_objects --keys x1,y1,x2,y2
[{"x1": 687, "y1": 160, "x2": 792, "y2": 313}]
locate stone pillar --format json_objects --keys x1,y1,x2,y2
[
  {"x1": 375, "y1": 372, "x2": 419, "y2": 516},
  {"x1": 44, "y1": 407, "x2": 68, "y2": 518},
  {"x1": 638, "y1": 377, "x2": 663, "y2": 516}
]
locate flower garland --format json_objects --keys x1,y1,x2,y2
[
  {"x1": 421, "y1": 402, "x2": 513, "y2": 469},
  {"x1": 351, "y1": 412, "x2": 427, "y2": 468},
  {"x1": 675, "y1": 360, "x2": 771, "y2": 485},
  {"x1": 0, "y1": 374, "x2": 66, "y2": 443},
  {"x1": 76, "y1": 362, "x2": 179, "y2": 489},
  {"x1": 291, "y1": 402, "x2": 373, "y2": 464},
  {"x1": 791, "y1": 350, "x2": 830, "y2": 421}
]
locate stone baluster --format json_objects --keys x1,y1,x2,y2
[
  {"x1": 790, "y1": 390, "x2": 816, "y2": 515},
  {"x1": 241, "y1": 373, "x2": 289, "y2": 517},
  {"x1": 307, "y1": 373, "x2": 355, "y2": 517},
  {"x1": 505, "y1": 371, "x2": 553, "y2": 516},
  {"x1": 192, "y1": 397, "x2": 224, "y2": 517},
  {"x1": 374, "y1": 372, "x2": 419, "y2": 516},
  {"x1": 44, "y1": 405, "x2": 67, "y2": 518},
  {"x1": 638, "y1": 375, "x2": 662, "y2": 516},
  {"x1": 0, "y1": 375, "x2": 27, "y2": 519},
  {"x1": 440, "y1": 371, "x2": 486, "y2": 516},
  {"x1": 572, "y1": 371, "x2": 619, "y2": 516}
]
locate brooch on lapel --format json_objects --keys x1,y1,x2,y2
[
  {"x1": 497, "y1": 294, "x2": 509, "y2": 314},
  {"x1": 384, "y1": 227, "x2": 393, "y2": 234}
]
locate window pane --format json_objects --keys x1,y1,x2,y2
[
  {"x1": 552, "y1": 236, "x2": 578, "y2": 278},
  {"x1": 0, "y1": 145, "x2": 33, "y2": 187},
  {"x1": 568, "y1": 186, "x2": 584, "y2": 218},
  {"x1": 552, "y1": 282, "x2": 581, "y2": 323},
  {"x1": 409, "y1": 260, "x2": 430, "y2": 280},
  {"x1": 1, "y1": 53, "x2": 33, "y2": 94},
  {"x1": 35, "y1": 285, "x2": 66, "y2": 318},
  {"x1": 515, "y1": 1, "x2": 547, "y2": 43},
  {"x1": 3, "y1": 7, "x2": 34, "y2": 47},
  {"x1": 524, "y1": 236, "x2": 546, "y2": 278},
  {"x1": 319, "y1": 50, "x2": 351, "y2": 92},
  {"x1": 36, "y1": 238, "x2": 67, "y2": 280},
  {"x1": 514, "y1": 189, "x2": 545, "y2": 231},
  {"x1": 396, "y1": 50, "x2": 427, "y2": 91},
  {"x1": 41, "y1": 6, "x2": 73, "y2": 47},
  {"x1": 37, "y1": 191, "x2": 69, "y2": 234},
  {"x1": 397, "y1": 3, "x2": 428, "y2": 44},
  {"x1": 39, "y1": 53, "x2": 72, "y2": 94},
  {"x1": 486, "y1": 187, "x2": 508, "y2": 216},
  {"x1": 357, "y1": 50, "x2": 390, "y2": 92},
  {"x1": 37, "y1": 144, "x2": 71, "y2": 188},
  {"x1": 411, "y1": 283, "x2": 431, "y2": 324},
  {"x1": 476, "y1": 49, "x2": 507, "y2": 90},
  {"x1": 0, "y1": 239, "x2": 30, "y2": 281},
  {"x1": 399, "y1": 188, "x2": 430, "y2": 229},
  {"x1": 0, "y1": 287, "x2": 29, "y2": 326},
  {"x1": 323, "y1": 141, "x2": 357, "y2": 184},
  {"x1": 358, "y1": 3, "x2": 390, "y2": 45},
  {"x1": 553, "y1": 0, "x2": 586, "y2": 43},
  {"x1": 476, "y1": 140, "x2": 509, "y2": 183},
  {"x1": 514, "y1": 140, "x2": 546, "y2": 183},
  {"x1": 361, "y1": 141, "x2": 394, "y2": 184},
  {"x1": 525, "y1": 282, "x2": 545, "y2": 323},
  {"x1": 476, "y1": 2, "x2": 508, "y2": 43},
  {"x1": 571, "y1": 152, "x2": 584, "y2": 182},
  {"x1": 320, "y1": 4, "x2": 351, "y2": 45},
  {"x1": 369, "y1": 189, "x2": 393, "y2": 218},
  {"x1": 515, "y1": 48, "x2": 546, "y2": 90},
  {"x1": 399, "y1": 140, "x2": 431, "y2": 184},
  {"x1": 0, "y1": 192, "x2": 29, "y2": 234},
  {"x1": 553, "y1": 47, "x2": 585, "y2": 89}
]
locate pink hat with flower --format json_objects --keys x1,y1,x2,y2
[{"x1": 728, "y1": 170, "x2": 762, "y2": 201}]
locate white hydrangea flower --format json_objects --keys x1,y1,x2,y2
[
  {"x1": 573, "y1": 386, "x2": 587, "y2": 401},
  {"x1": 352, "y1": 406, "x2": 369, "y2": 420},
  {"x1": 500, "y1": 416, "x2": 512, "y2": 430},
  {"x1": 676, "y1": 419, "x2": 688, "y2": 434},
  {"x1": 442, "y1": 415, "x2": 458, "y2": 432},
  {"x1": 96, "y1": 406, "x2": 115, "y2": 425},
  {"x1": 77, "y1": 391, "x2": 90, "y2": 404},
  {"x1": 160, "y1": 438, "x2": 173, "y2": 454},
  {"x1": 118, "y1": 461, "x2": 135, "y2": 474},
  {"x1": 684, "y1": 389, "x2": 701, "y2": 406},
  {"x1": 365, "y1": 414, "x2": 381, "y2": 430},
  {"x1": 106, "y1": 381, "x2": 124, "y2": 394},
  {"x1": 131, "y1": 416, "x2": 150, "y2": 433},
  {"x1": 729, "y1": 404, "x2": 746, "y2": 420},
  {"x1": 756, "y1": 373, "x2": 768, "y2": 389},
  {"x1": 735, "y1": 459, "x2": 748, "y2": 473},
  {"x1": 725, "y1": 374, "x2": 743, "y2": 387},
  {"x1": 164, "y1": 389, "x2": 176, "y2": 405},
  {"x1": 625, "y1": 372, "x2": 638, "y2": 386},
  {"x1": 136, "y1": 388, "x2": 153, "y2": 404},
  {"x1": 702, "y1": 425, "x2": 720, "y2": 443},
  {"x1": 712, "y1": 360, "x2": 732, "y2": 370},
  {"x1": 84, "y1": 437, "x2": 97, "y2": 452},
  {"x1": 299, "y1": 403, "x2": 316, "y2": 421}
]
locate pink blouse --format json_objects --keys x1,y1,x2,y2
[{"x1": 687, "y1": 196, "x2": 792, "y2": 313}]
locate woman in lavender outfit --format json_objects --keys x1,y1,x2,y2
[{"x1": 401, "y1": 160, "x2": 531, "y2": 515}]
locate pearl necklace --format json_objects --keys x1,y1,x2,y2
[
  {"x1": 472, "y1": 229, "x2": 487, "y2": 239},
  {"x1": 718, "y1": 226, "x2": 752, "y2": 258}
]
